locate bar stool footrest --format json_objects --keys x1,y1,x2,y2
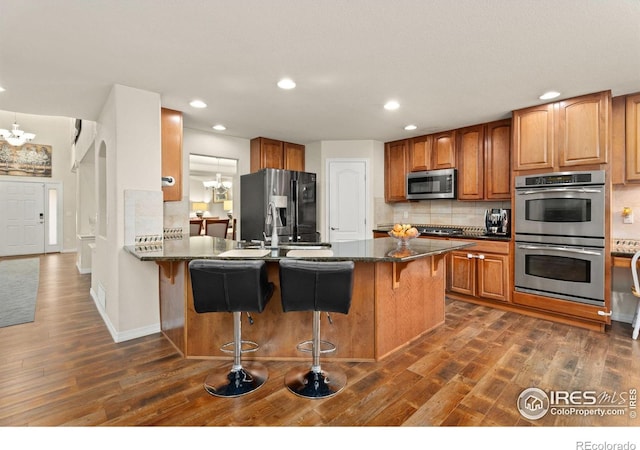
[
  {"x1": 220, "y1": 340, "x2": 260, "y2": 354},
  {"x1": 295, "y1": 339, "x2": 336, "y2": 354}
]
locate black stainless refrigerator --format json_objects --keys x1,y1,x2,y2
[{"x1": 240, "y1": 168, "x2": 318, "y2": 243}]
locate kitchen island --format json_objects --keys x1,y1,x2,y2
[{"x1": 125, "y1": 236, "x2": 474, "y2": 362}]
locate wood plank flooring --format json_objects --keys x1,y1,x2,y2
[{"x1": 1, "y1": 252, "x2": 639, "y2": 427}]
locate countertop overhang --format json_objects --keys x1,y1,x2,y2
[{"x1": 124, "y1": 236, "x2": 476, "y2": 262}]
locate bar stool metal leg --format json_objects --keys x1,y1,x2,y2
[
  {"x1": 284, "y1": 311, "x2": 347, "y2": 399},
  {"x1": 204, "y1": 311, "x2": 268, "y2": 397}
]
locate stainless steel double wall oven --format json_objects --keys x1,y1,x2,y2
[{"x1": 514, "y1": 170, "x2": 606, "y2": 306}]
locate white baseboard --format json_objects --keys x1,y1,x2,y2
[
  {"x1": 90, "y1": 287, "x2": 161, "y2": 343},
  {"x1": 76, "y1": 262, "x2": 91, "y2": 274}
]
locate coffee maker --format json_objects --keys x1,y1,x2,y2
[{"x1": 484, "y1": 208, "x2": 510, "y2": 236}]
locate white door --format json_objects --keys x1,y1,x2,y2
[
  {"x1": 327, "y1": 159, "x2": 368, "y2": 242},
  {"x1": 0, "y1": 181, "x2": 45, "y2": 256}
]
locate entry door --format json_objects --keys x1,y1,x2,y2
[
  {"x1": 327, "y1": 159, "x2": 368, "y2": 242},
  {"x1": 0, "y1": 181, "x2": 45, "y2": 256}
]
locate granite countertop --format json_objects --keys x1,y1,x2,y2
[
  {"x1": 373, "y1": 224, "x2": 511, "y2": 242},
  {"x1": 124, "y1": 235, "x2": 476, "y2": 263}
]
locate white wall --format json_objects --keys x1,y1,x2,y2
[
  {"x1": 91, "y1": 84, "x2": 162, "y2": 341},
  {"x1": 0, "y1": 110, "x2": 77, "y2": 251}
]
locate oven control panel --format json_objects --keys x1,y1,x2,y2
[{"x1": 515, "y1": 170, "x2": 605, "y2": 188}]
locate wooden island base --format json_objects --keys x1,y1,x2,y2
[{"x1": 159, "y1": 255, "x2": 446, "y2": 362}]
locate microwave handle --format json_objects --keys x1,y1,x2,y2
[
  {"x1": 517, "y1": 187, "x2": 602, "y2": 195},
  {"x1": 517, "y1": 244, "x2": 602, "y2": 256}
]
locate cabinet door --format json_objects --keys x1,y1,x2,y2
[
  {"x1": 432, "y1": 131, "x2": 456, "y2": 169},
  {"x1": 384, "y1": 140, "x2": 409, "y2": 202},
  {"x1": 161, "y1": 108, "x2": 183, "y2": 202},
  {"x1": 611, "y1": 95, "x2": 627, "y2": 185},
  {"x1": 457, "y1": 125, "x2": 484, "y2": 200},
  {"x1": 626, "y1": 93, "x2": 640, "y2": 181},
  {"x1": 485, "y1": 119, "x2": 511, "y2": 199},
  {"x1": 284, "y1": 142, "x2": 305, "y2": 171},
  {"x1": 513, "y1": 103, "x2": 555, "y2": 171},
  {"x1": 409, "y1": 135, "x2": 432, "y2": 172},
  {"x1": 477, "y1": 253, "x2": 510, "y2": 302},
  {"x1": 557, "y1": 90, "x2": 610, "y2": 167},
  {"x1": 449, "y1": 251, "x2": 476, "y2": 296},
  {"x1": 251, "y1": 137, "x2": 283, "y2": 172}
]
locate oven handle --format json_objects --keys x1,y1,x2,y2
[
  {"x1": 516, "y1": 244, "x2": 602, "y2": 256},
  {"x1": 516, "y1": 187, "x2": 603, "y2": 195}
]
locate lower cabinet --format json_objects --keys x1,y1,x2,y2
[{"x1": 448, "y1": 240, "x2": 510, "y2": 303}]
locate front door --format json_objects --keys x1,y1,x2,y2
[
  {"x1": 0, "y1": 181, "x2": 45, "y2": 256},
  {"x1": 327, "y1": 159, "x2": 368, "y2": 242}
]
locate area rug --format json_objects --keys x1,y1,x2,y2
[{"x1": 0, "y1": 257, "x2": 40, "y2": 328}]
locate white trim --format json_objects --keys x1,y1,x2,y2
[{"x1": 90, "y1": 288, "x2": 160, "y2": 343}]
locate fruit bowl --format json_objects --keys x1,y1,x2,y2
[{"x1": 387, "y1": 230, "x2": 421, "y2": 246}]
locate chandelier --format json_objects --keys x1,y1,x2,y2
[
  {"x1": 203, "y1": 173, "x2": 231, "y2": 194},
  {"x1": 0, "y1": 119, "x2": 36, "y2": 147}
]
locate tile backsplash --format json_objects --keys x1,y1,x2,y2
[{"x1": 375, "y1": 197, "x2": 511, "y2": 228}]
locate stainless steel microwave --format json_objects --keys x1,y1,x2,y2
[{"x1": 406, "y1": 168, "x2": 457, "y2": 200}]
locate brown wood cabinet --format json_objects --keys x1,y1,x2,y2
[
  {"x1": 409, "y1": 135, "x2": 432, "y2": 171},
  {"x1": 408, "y1": 131, "x2": 456, "y2": 172},
  {"x1": 513, "y1": 91, "x2": 610, "y2": 172},
  {"x1": 161, "y1": 108, "x2": 183, "y2": 202},
  {"x1": 625, "y1": 93, "x2": 640, "y2": 181},
  {"x1": 250, "y1": 137, "x2": 305, "y2": 172},
  {"x1": 457, "y1": 119, "x2": 511, "y2": 200},
  {"x1": 448, "y1": 240, "x2": 510, "y2": 303},
  {"x1": 384, "y1": 139, "x2": 410, "y2": 202}
]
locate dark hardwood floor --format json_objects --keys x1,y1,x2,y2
[{"x1": 1, "y1": 252, "x2": 639, "y2": 428}]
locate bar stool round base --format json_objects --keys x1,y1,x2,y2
[
  {"x1": 204, "y1": 362, "x2": 268, "y2": 397},
  {"x1": 284, "y1": 365, "x2": 346, "y2": 399}
]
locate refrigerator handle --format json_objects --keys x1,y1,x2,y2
[{"x1": 291, "y1": 178, "x2": 299, "y2": 242}]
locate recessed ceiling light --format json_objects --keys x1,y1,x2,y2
[
  {"x1": 0, "y1": 86, "x2": 5, "y2": 92},
  {"x1": 404, "y1": 124, "x2": 417, "y2": 131},
  {"x1": 384, "y1": 100, "x2": 400, "y2": 110},
  {"x1": 212, "y1": 124, "x2": 226, "y2": 131},
  {"x1": 189, "y1": 100, "x2": 207, "y2": 108},
  {"x1": 277, "y1": 78, "x2": 296, "y2": 90},
  {"x1": 539, "y1": 91, "x2": 561, "y2": 100}
]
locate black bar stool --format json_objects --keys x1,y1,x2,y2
[
  {"x1": 278, "y1": 259, "x2": 354, "y2": 398},
  {"x1": 189, "y1": 259, "x2": 274, "y2": 397}
]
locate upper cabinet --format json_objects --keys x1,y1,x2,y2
[
  {"x1": 625, "y1": 93, "x2": 640, "y2": 182},
  {"x1": 611, "y1": 92, "x2": 640, "y2": 185},
  {"x1": 457, "y1": 119, "x2": 511, "y2": 200},
  {"x1": 250, "y1": 137, "x2": 305, "y2": 172},
  {"x1": 384, "y1": 139, "x2": 409, "y2": 202},
  {"x1": 161, "y1": 108, "x2": 183, "y2": 202},
  {"x1": 513, "y1": 91, "x2": 610, "y2": 172},
  {"x1": 408, "y1": 131, "x2": 455, "y2": 172}
]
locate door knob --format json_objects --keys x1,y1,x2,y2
[{"x1": 331, "y1": 227, "x2": 339, "y2": 230}]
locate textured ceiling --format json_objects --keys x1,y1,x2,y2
[{"x1": 1, "y1": 0, "x2": 639, "y2": 144}]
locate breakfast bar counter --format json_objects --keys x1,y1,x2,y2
[{"x1": 125, "y1": 236, "x2": 474, "y2": 362}]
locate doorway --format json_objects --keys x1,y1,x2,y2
[{"x1": 0, "y1": 180, "x2": 62, "y2": 256}]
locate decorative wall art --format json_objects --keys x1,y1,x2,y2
[
  {"x1": 213, "y1": 190, "x2": 228, "y2": 203},
  {"x1": 0, "y1": 143, "x2": 52, "y2": 177}
]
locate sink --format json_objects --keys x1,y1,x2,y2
[
  {"x1": 286, "y1": 249, "x2": 334, "y2": 257},
  {"x1": 218, "y1": 249, "x2": 271, "y2": 257}
]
